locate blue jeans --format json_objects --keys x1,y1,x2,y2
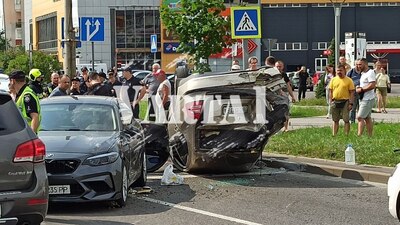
[{"x1": 349, "y1": 91, "x2": 360, "y2": 123}]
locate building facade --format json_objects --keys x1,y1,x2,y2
[
  {"x1": 2, "y1": 0, "x2": 23, "y2": 47},
  {"x1": 260, "y1": 0, "x2": 400, "y2": 73},
  {"x1": 26, "y1": 0, "x2": 160, "y2": 71}
]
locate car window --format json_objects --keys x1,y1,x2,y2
[
  {"x1": 0, "y1": 94, "x2": 25, "y2": 135},
  {"x1": 0, "y1": 75, "x2": 9, "y2": 92},
  {"x1": 41, "y1": 103, "x2": 118, "y2": 131}
]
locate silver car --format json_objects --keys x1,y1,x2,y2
[
  {"x1": 0, "y1": 91, "x2": 48, "y2": 225},
  {"x1": 39, "y1": 96, "x2": 146, "y2": 207}
]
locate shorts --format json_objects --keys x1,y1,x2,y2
[
  {"x1": 331, "y1": 100, "x2": 350, "y2": 122},
  {"x1": 376, "y1": 87, "x2": 387, "y2": 96},
  {"x1": 357, "y1": 99, "x2": 375, "y2": 119}
]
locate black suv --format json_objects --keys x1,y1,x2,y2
[{"x1": 0, "y1": 91, "x2": 48, "y2": 225}]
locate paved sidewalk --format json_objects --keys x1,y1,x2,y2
[
  {"x1": 288, "y1": 108, "x2": 400, "y2": 130},
  {"x1": 265, "y1": 108, "x2": 400, "y2": 184}
]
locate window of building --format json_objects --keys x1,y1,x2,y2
[
  {"x1": 37, "y1": 15, "x2": 57, "y2": 50},
  {"x1": 114, "y1": 7, "x2": 161, "y2": 70}
]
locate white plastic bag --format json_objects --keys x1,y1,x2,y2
[{"x1": 161, "y1": 164, "x2": 184, "y2": 185}]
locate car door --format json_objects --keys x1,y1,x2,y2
[
  {"x1": 121, "y1": 119, "x2": 143, "y2": 182},
  {"x1": 0, "y1": 94, "x2": 38, "y2": 192}
]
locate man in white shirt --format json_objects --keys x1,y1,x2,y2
[{"x1": 355, "y1": 58, "x2": 376, "y2": 136}]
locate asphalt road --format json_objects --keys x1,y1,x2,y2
[{"x1": 44, "y1": 167, "x2": 396, "y2": 225}]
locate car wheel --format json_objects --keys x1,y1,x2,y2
[
  {"x1": 169, "y1": 134, "x2": 189, "y2": 172},
  {"x1": 132, "y1": 152, "x2": 147, "y2": 187},
  {"x1": 116, "y1": 165, "x2": 128, "y2": 207}
]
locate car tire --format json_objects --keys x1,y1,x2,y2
[
  {"x1": 169, "y1": 134, "x2": 189, "y2": 172},
  {"x1": 116, "y1": 164, "x2": 128, "y2": 208},
  {"x1": 132, "y1": 152, "x2": 147, "y2": 187}
]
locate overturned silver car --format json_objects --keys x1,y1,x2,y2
[{"x1": 165, "y1": 66, "x2": 289, "y2": 173}]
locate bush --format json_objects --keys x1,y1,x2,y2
[{"x1": 315, "y1": 73, "x2": 326, "y2": 99}]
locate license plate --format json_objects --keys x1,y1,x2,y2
[
  {"x1": 223, "y1": 105, "x2": 248, "y2": 114},
  {"x1": 49, "y1": 185, "x2": 71, "y2": 195}
]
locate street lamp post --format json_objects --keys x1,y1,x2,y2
[{"x1": 330, "y1": 0, "x2": 345, "y2": 69}]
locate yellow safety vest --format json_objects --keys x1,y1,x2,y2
[{"x1": 16, "y1": 86, "x2": 41, "y2": 132}]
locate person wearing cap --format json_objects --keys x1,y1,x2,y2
[
  {"x1": 122, "y1": 67, "x2": 141, "y2": 118},
  {"x1": 70, "y1": 77, "x2": 82, "y2": 95},
  {"x1": 28, "y1": 68, "x2": 45, "y2": 99},
  {"x1": 133, "y1": 63, "x2": 161, "y2": 120},
  {"x1": 79, "y1": 67, "x2": 89, "y2": 93},
  {"x1": 107, "y1": 69, "x2": 121, "y2": 97},
  {"x1": 9, "y1": 70, "x2": 41, "y2": 133},
  {"x1": 49, "y1": 75, "x2": 70, "y2": 97},
  {"x1": 85, "y1": 72, "x2": 113, "y2": 96},
  {"x1": 45, "y1": 72, "x2": 60, "y2": 96}
]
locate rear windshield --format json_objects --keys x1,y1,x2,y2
[
  {"x1": 41, "y1": 103, "x2": 118, "y2": 131},
  {"x1": 0, "y1": 94, "x2": 25, "y2": 135}
]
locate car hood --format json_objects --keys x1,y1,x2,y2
[{"x1": 39, "y1": 131, "x2": 118, "y2": 154}]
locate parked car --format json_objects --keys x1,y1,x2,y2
[
  {"x1": 133, "y1": 70, "x2": 152, "y2": 81},
  {"x1": 0, "y1": 74, "x2": 9, "y2": 92},
  {"x1": 167, "y1": 65, "x2": 289, "y2": 173},
  {"x1": 390, "y1": 72, "x2": 400, "y2": 84},
  {"x1": 39, "y1": 96, "x2": 146, "y2": 207},
  {"x1": 388, "y1": 160, "x2": 400, "y2": 220},
  {"x1": 288, "y1": 72, "x2": 314, "y2": 91},
  {"x1": 0, "y1": 91, "x2": 48, "y2": 224}
]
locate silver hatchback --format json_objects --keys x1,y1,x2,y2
[{"x1": 0, "y1": 91, "x2": 48, "y2": 225}]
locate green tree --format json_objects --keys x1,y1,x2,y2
[
  {"x1": 0, "y1": 30, "x2": 10, "y2": 51},
  {"x1": 3, "y1": 49, "x2": 61, "y2": 82},
  {"x1": 328, "y1": 37, "x2": 335, "y2": 66},
  {"x1": 161, "y1": 0, "x2": 231, "y2": 73}
]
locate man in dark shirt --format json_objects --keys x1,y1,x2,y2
[
  {"x1": 347, "y1": 59, "x2": 362, "y2": 123},
  {"x1": 107, "y1": 69, "x2": 121, "y2": 97},
  {"x1": 297, "y1": 66, "x2": 309, "y2": 101},
  {"x1": 70, "y1": 77, "x2": 82, "y2": 95},
  {"x1": 45, "y1": 72, "x2": 60, "y2": 97},
  {"x1": 79, "y1": 67, "x2": 89, "y2": 93},
  {"x1": 9, "y1": 70, "x2": 41, "y2": 133},
  {"x1": 122, "y1": 67, "x2": 141, "y2": 118},
  {"x1": 86, "y1": 72, "x2": 114, "y2": 96}
]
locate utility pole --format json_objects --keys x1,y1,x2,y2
[{"x1": 64, "y1": 0, "x2": 76, "y2": 79}]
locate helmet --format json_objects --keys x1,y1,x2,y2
[{"x1": 28, "y1": 69, "x2": 43, "y2": 81}]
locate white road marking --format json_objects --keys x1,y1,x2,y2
[{"x1": 137, "y1": 196, "x2": 263, "y2": 225}]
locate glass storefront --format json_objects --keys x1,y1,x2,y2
[{"x1": 113, "y1": 7, "x2": 161, "y2": 71}]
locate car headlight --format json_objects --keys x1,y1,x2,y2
[{"x1": 84, "y1": 152, "x2": 119, "y2": 166}]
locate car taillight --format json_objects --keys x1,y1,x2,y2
[
  {"x1": 14, "y1": 139, "x2": 46, "y2": 163},
  {"x1": 185, "y1": 100, "x2": 204, "y2": 120},
  {"x1": 27, "y1": 198, "x2": 48, "y2": 205}
]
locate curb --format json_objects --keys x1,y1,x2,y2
[{"x1": 263, "y1": 153, "x2": 393, "y2": 184}]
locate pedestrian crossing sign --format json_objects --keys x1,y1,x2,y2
[{"x1": 231, "y1": 6, "x2": 261, "y2": 39}]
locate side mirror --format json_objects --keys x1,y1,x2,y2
[{"x1": 119, "y1": 102, "x2": 133, "y2": 125}]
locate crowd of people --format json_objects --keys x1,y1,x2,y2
[{"x1": 7, "y1": 63, "x2": 172, "y2": 134}]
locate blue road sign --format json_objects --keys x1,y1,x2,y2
[
  {"x1": 231, "y1": 6, "x2": 261, "y2": 39},
  {"x1": 61, "y1": 17, "x2": 81, "y2": 48},
  {"x1": 151, "y1": 35, "x2": 157, "y2": 53},
  {"x1": 81, "y1": 17, "x2": 105, "y2": 41}
]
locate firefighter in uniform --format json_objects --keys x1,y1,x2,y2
[
  {"x1": 9, "y1": 70, "x2": 41, "y2": 133},
  {"x1": 28, "y1": 68, "x2": 45, "y2": 99}
]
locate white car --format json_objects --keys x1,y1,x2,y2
[
  {"x1": 388, "y1": 163, "x2": 400, "y2": 220},
  {"x1": 0, "y1": 74, "x2": 9, "y2": 92}
]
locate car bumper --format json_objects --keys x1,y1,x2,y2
[
  {"x1": 47, "y1": 159, "x2": 123, "y2": 203},
  {"x1": 388, "y1": 164, "x2": 400, "y2": 219},
  {"x1": 0, "y1": 164, "x2": 48, "y2": 225}
]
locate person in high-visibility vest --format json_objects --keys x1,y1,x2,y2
[
  {"x1": 28, "y1": 68, "x2": 45, "y2": 99},
  {"x1": 9, "y1": 70, "x2": 41, "y2": 133}
]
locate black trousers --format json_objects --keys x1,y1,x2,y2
[{"x1": 298, "y1": 85, "x2": 307, "y2": 101}]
